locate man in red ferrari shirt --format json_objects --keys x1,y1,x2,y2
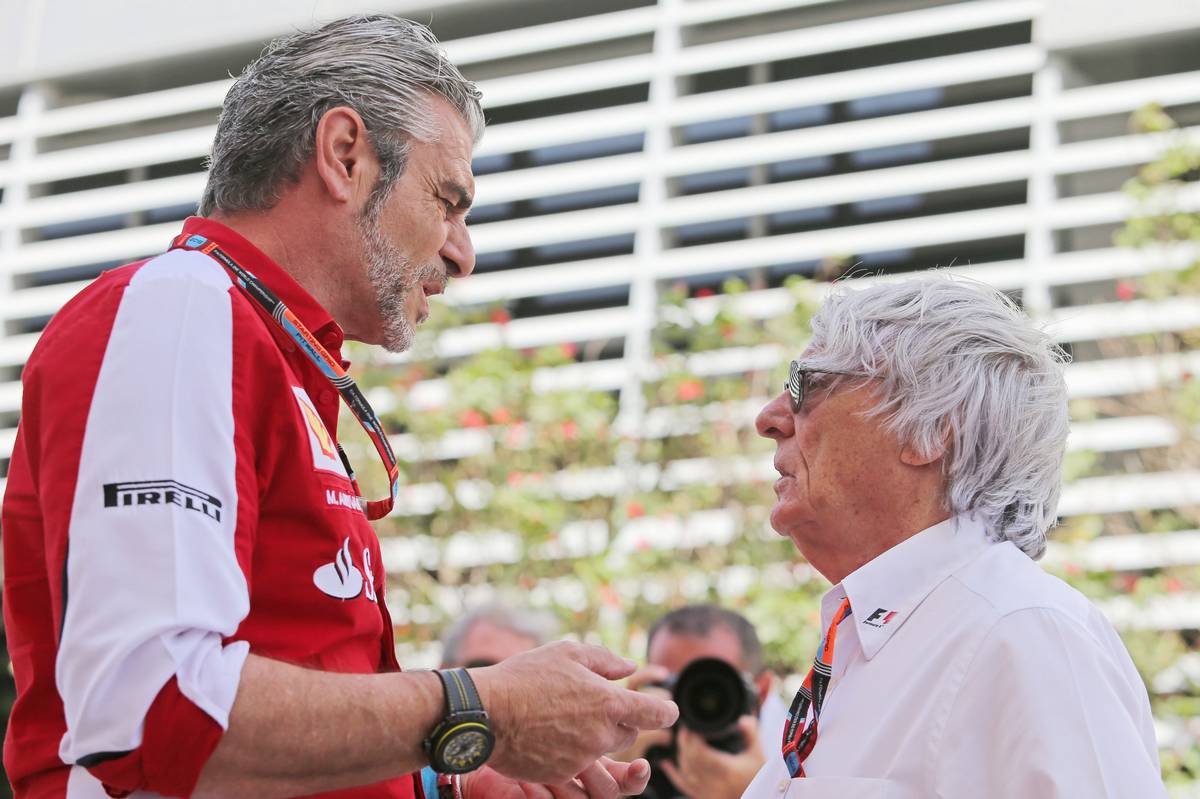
[{"x1": 1, "y1": 14, "x2": 676, "y2": 799}]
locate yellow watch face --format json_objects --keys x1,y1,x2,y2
[{"x1": 441, "y1": 726, "x2": 492, "y2": 771}]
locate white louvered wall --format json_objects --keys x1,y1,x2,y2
[{"x1": 1, "y1": 1, "x2": 1199, "y2": 609}]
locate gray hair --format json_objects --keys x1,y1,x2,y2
[
  {"x1": 647, "y1": 604, "x2": 765, "y2": 675},
  {"x1": 804, "y1": 276, "x2": 1070, "y2": 559},
  {"x1": 200, "y1": 14, "x2": 484, "y2": 217},
  {"x1": 439, "y1": 604, "x2": 558, "y2": 667}
]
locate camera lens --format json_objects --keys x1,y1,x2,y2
[{"x1": 672, "y1": 657, "x2": 754, "y2": 736}]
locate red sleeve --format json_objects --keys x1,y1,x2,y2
[{"x1": 84, "y1": 678, "x2": 225, "y2": 798}]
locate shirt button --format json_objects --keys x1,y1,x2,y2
[
  {"x1": 777, "y1": 779, "x2": 789, "y2": 793},
  {"x1": 323, "y1": 334, "x2": 339, "y2": 349}
]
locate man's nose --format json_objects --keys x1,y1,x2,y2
[
  {"x1": 755, "y1": 392, "x2": 794, "y2": 440},
  {"x1": 441, "y1": 218, "x2": 475, "y2": 278}
]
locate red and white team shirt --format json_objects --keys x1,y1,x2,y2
[{"x1": 2, "y1": 217, "x2": 420, "y2": 799}]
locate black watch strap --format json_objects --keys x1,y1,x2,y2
[{"x1": 436, "y1": 668, "x2": 483, "y2": 716}]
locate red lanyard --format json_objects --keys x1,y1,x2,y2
[
  {"x1": 171, "y1": 232, "x2": 399, "y2": 520},
  {"x1": 782, "y1": 597, "x2": 852, "y2": 778}
]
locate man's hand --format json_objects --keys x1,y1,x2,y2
[
  {"x1": 471, "y1": 642, "x2": 679, "y2": 785},
  {"x1": 608, "y1": 665, "x2": 673, "y2": 762},
  {"x1": 463, "y1": 757, "x2": 653, "y2": 798},
  {"x1": 658, "y1": 716, "x2": 765, "y2": 799}
]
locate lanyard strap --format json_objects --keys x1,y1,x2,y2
[
  {"x1": 782, "y1": 597, "x2": 852, "y2": 778},
  {"x1": 170, "y1": 232, "x2": 399, "y2": 520}
]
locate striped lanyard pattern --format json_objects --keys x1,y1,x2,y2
[
  {"x1": 781, "y1": 596, "x2": 853, "y2": 778},
  {"x1": 170, "y1": 232, "x2": 400, "y2": 520}
]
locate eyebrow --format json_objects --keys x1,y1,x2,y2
[{"x1": 442, "y1": 179, "x2": 474, "y2": 212}]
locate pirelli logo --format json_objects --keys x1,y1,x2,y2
[{"x1": 102, "y1": 480, "x2": 223, "y2": 523}]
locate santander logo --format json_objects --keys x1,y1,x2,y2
[{"x1": 313, "y1": 537, "x2": 365, "y2": 600}]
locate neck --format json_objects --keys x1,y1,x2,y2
[
  {"x1": 819, "y1": 491, "x2": 950, "y2": 585},
  {"x1": 207, "y1": 204, "x2": 359, "y2": 331}
]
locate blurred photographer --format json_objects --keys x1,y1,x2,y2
[{"x1": 615, "y1": 605, "x2": 787, "y2": 799}]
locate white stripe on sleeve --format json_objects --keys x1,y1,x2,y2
[{"x1": 57, "y1": 249, "x2": 250, "y2": 764}]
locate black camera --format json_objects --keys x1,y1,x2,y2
[{"x1": 638, "y1": 657, "x2": 757, "y2": 799}]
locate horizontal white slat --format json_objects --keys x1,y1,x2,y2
[
  {"x1": 468, "y1": 204, "x2": 640, "y2": 254},
  {"x1": 0, "y1": 80, "x2": 229, "y2": 146},
  {"x1": 2, "y1": 173, "x2": 204, "y2": 230},
  {"x1": 1066, "y1": 352, "x2": 1200, "y2": 399},
  {"x1": 475, "y1": 102, "x2": 649, "y2": 158},
  {"x1": 1057, "y1": 70, "x2": 1200, "y2": 123},
  {"x1": 1098, "y1": 592, "x2": 1200, "y2": 632},
  {"x1": 673, "y1": 0, "x2": 1038, "y2": 77},
  {"x1": 1047, "y1": 297, "x2": 1200, "y2": 344},
  {"x1": 444, "y1": 6, "x2": 659, "y2": 65},
  {"x1": 477, "y1": 54, "x2": 654, "y2": 108},
  {"x1": 444, "y1": 254, "x2": 637, "y2": 305},
  {"x1": 660, "y1": 149, "x2": 1033, "y2": 229},
  {"x1": 1044, "y1": 531, "x2": 1200, "y2": 573},
  {"x1": 666, "y1": 94, "x2": 1034, "y2": 179},
  {"x1": 2, "y1": 220, "x2": 180, "y2": 276},
  {"x1": 1067, "y1": 416, "x2": 1185, "y2": 453},
  {"x1": 0, "y1": 382, "x2": 21, "y2": 415},
  {"x1": 1059, "y1": 471, "x2": 1200, "y2": 517},
  {"x1": 670, "y1": 44, "x2": 1041, "y2": 128},
  {"x1": 0, "y1": 127, "x2": 214, "y2": 188}
]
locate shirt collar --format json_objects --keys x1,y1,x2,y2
[
  {"x1": 827, "y1": 513, "x2": 996, "y2": 660},
  {"x1": 179, "y1": 216, "x2": 346, "y2": 355}
]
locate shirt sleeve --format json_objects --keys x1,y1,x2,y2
[
  {"x1": 51, "y1": 251, "x2": 254, "y2": 796},
  {"x1": 932, "y1": 606, "x2": 1165, "y2": 799}
]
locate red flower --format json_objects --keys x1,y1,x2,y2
[
  {"x1": 695, "y1": 288, "x2": 715, "y2": 298},
  {"x1": 720, "y1": 323, "x2": 736, "y2": 339},
  {"x1": 1166, "y1": 577, "x2": 1184, "y2": 594},
  {"x1": 561, "y1": 420, "x2": 579, "y2": 440},
  {"x1": 459, "y1": 409, "x2": 487, "y2": 428},
  {"x1": 560, "y1": 342, "x2": 579, "y2": 358},
  {"x1": 506, "y1": 472, "x2": 524, "y2": 487},
  {"x1": 676, "y1": 380, "x2": 705, "y2": 402},
  {"x1": 491, "y1": 406, "x2": 513, "y2": 425},
  {"x1": 1115, "y1": 281, "x2": 1137, "y2": 301},
  {"x1": 490, "y1": 308, "x2": 512, "y2": 325},
  {"x1": 626, "y1": 501, "x2": 645, "y2": 519}
]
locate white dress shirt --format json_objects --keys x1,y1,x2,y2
[{"x1": 743, "y1": 514, "x2": 1164, "y2": 799}]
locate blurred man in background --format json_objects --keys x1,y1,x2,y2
[
  {"x1": 615, "y1": 605, "x2": 786, "y2": 799},
  {"x1": 439, "y1": 604, "x2": 558, "y2": 668},
  {"x1": 748, "y1": 277, "x2": 1163, "y2": 797}
]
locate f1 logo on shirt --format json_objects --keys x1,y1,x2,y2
[{"x1": 863, "y1": 608, "x2": 898, "y2": 628}]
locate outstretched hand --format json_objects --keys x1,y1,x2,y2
[
  {"x1": 471, "y1": 641, "x2": 678, "y2": 785},
  {"x1": 464, "y1": 757, "x2": 654, "y2": 799}
]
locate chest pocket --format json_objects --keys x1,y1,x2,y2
[{"x1": 787, "y1": 777, "x2": 921, "y2": 799}]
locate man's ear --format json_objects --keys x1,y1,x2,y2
[
  {"x1": 900, "y1": 428, "x2": 949, "y2": 467},
  {"x1": 313, "y1": 106, "x2": 375, "y2": 206}
]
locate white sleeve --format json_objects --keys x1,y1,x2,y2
[
  {"x1": 57, "y1": 250, "x2": 251, "y2": 765},
  {"x1": 933, "y1": 607, "x2": 1165, "y2": 798}
]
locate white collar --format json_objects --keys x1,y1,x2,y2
[{"x1": 823, "y1": 513, "x2": 996, "y2": 660}]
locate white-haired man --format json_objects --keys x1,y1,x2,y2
[
  {"x1": 747, "y1": 278, "x2": 1164, "y2": 797},
  {"x1": 1, "y1": 15, "x2": 674, "y2": 799}
]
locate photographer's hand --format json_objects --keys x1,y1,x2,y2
[
  {"x1": 471, "y1": 642, "x2": 678, "y2": 785},
  {"x1": 608, "y1": 665, "x2": 673, "y2": 762},
  {"x1": 658, "y1": 716, "x2": 765, "y2": 799}
]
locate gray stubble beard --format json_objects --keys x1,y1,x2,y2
[{"x1": 357, "y1": 203, "x2": 445, "y2": 354}]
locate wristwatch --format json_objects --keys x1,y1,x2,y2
[{"x1": 424, "y1": 668, "x2": 495, "y2": 774}]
